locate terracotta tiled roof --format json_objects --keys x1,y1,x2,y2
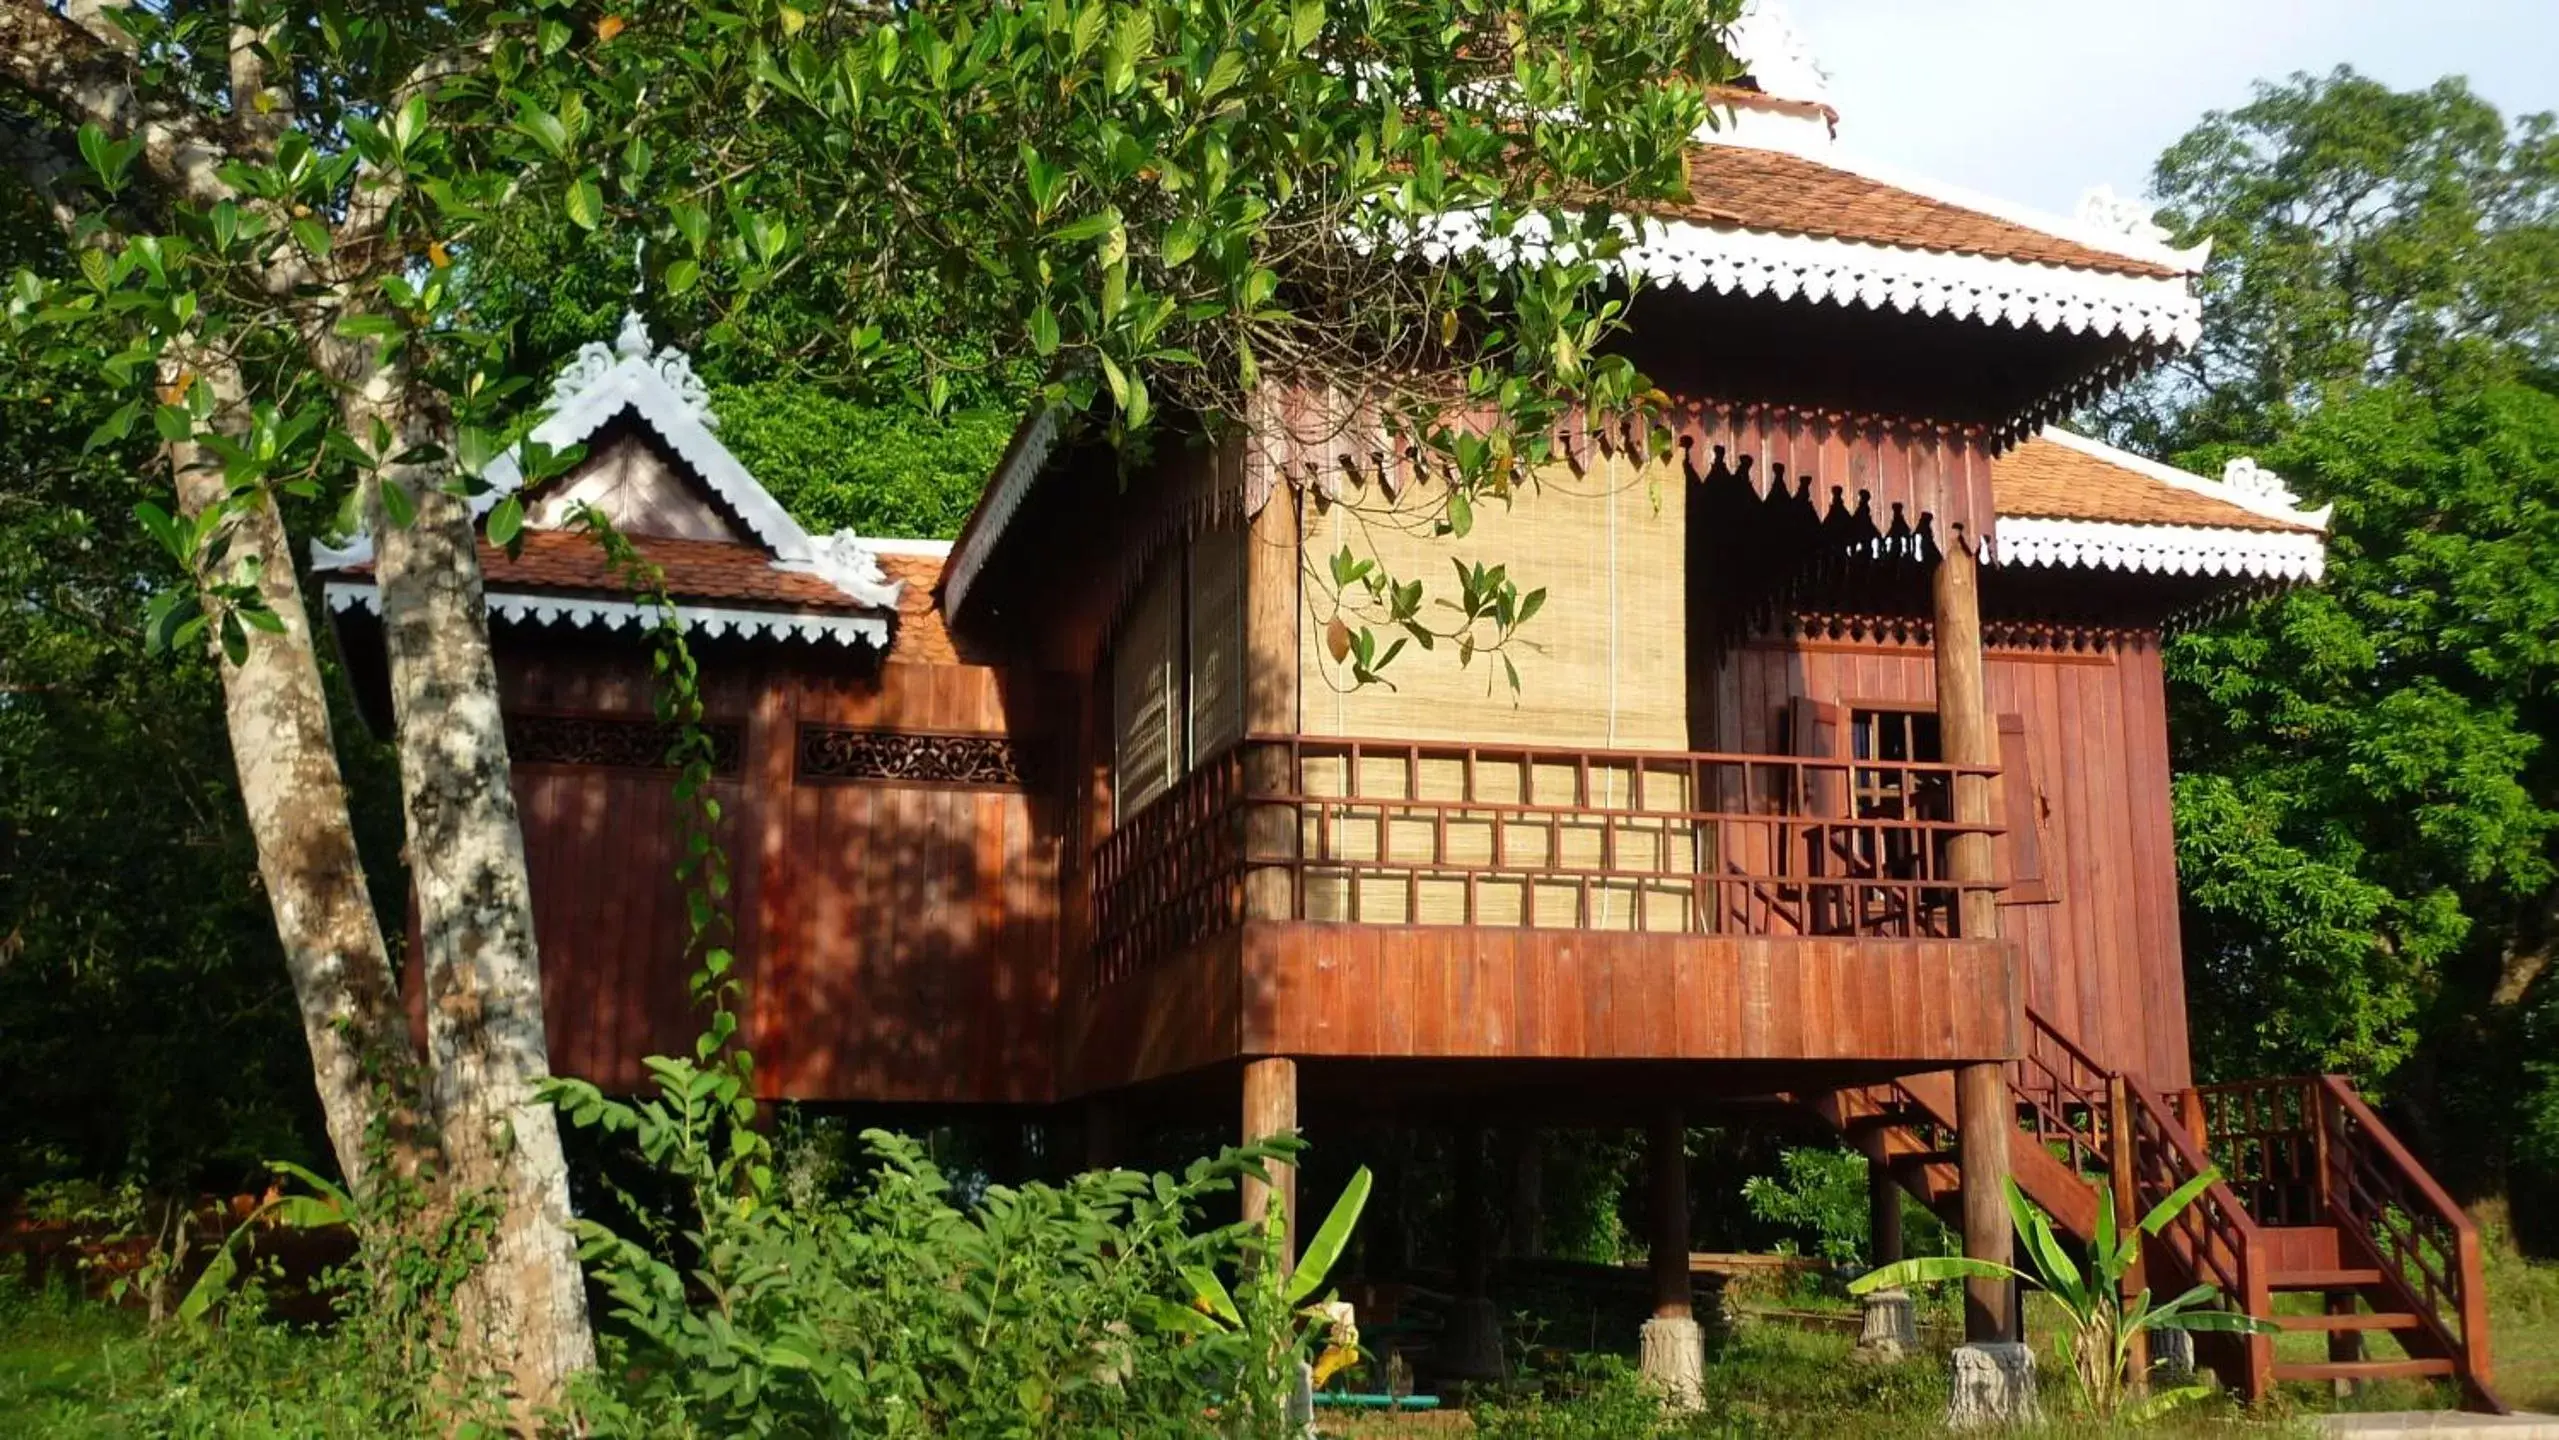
[
  {"x1": 1665, "y1": 146, "x2": 2177, "y2": 277},
  {"x1": 877, "y1": 553, "x2": 958, "y2": 664},
  {"x1": 1994, "y1": 437, "x2": 2320, "y2": 533},
  {"x1": 451, "y1": 531, "x2": 877, "y2": 610}
]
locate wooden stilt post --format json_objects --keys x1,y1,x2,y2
[
  {"x1": 1504, "y1": 1126, "x2": 1544, "y2": 1258},
  {"x1": 2109, "y1": 1077, "x2": 2151, "y2": 1392},
  {"x1": 1860, "y1": 1127, "x2": 1904, "y2": 1267},
  {"x1": 1934, "y1": 535, "x2": 2019, "y2": 1349},
  {"x1": 1640, "y1": 1108, "x2": 1705, "y2": 1407},
  {"x1": 1084, "y1": 1096, "x2": 1122, "y2": 1173},
  {"x1": 1444, "y1": 1121, "x2": 1504, "y2": 1380},
  {"x1": 1241, "y1": 1058, "x2": 1299, "y2": 1267}
]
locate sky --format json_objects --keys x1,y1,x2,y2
[{"x1": 1780, "y1": 0, "x2": 2559, "y2": 217}]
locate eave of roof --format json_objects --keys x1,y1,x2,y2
[{"x1": 1986, "y1": 428, "x2": 2329, "y2": 583}]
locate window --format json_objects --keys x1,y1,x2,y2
[
  {"x1": 1785, "y1": 698, "x2": 2057, "y2": 921},
  {"x1": 1110, "y1": 526, "x2": 1245, "y2": 821}
]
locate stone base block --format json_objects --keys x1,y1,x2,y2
[
  {"x1": 2150, "y1": 1327, "x2": 2195, "y2": 1385},
  {"x1": 1851, "y1": 1287, "x2": 1919, "y2": 1363},
  {"x1": 1946, "y1": 1341, "x2": 2039, "y2": 1430},
  {"x1": 1640, "y1": 1315, "x2": 1707, "y2": 1412}
]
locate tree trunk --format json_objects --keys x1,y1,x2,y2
[
  {"x1": 162, "y1": 345, "x2": 416, "y2": 1199},
  {"x1": 353, "y1": 368, "x2": 593, "y2": 1416}
]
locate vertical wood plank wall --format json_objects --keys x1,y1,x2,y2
[
  {"x1": 1702, "y1": 630, "x2": 2192, "y2": 1087},
  {"x1": 491, "y1": 634, "x2": 1063, "y2": 1103}
]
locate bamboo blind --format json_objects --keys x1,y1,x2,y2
[
  {"x1": 1111, "y1": 551, "x2": 1181, "y2": 820},
  {"x1": 1291, "y1": 453, "x2": 1696, "y2": 926},
  {"x1": 1298, "y1": 452, "x2": 1690, "y2": 751}
]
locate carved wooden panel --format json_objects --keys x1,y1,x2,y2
[
  {"x1": 506, "y1": 712, "x2": 742, "y2": 776},
  {"x1": 796, "y1": 725, "x2": 1024, "y2": 788}
]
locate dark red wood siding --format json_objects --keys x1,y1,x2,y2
[
  {"x1": 483, "y1": 635, "x2": 1064, "y2": 1103},
  {"x1": 1701, "y1": 629, "x2": 2192, "y2": 1087}
]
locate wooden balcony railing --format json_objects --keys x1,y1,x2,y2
[{"x1": 1089, "y1": 733, "x2": 2005, "y2": 986}]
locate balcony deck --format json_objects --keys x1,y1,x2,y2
[{"x1": 1065, "y1": 735, "x2": 2023, "y2": 1093}]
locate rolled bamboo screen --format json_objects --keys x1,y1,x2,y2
[
  {"x1": 1187, "y1": 524, "x2": 1245, "y2": 764},
  {"x1": 1293, "y1": 454, "x2": 1699, "y2": 928},
  {"x1": 1110, "y1": 522, "x2": 1248, "y2": 821},
  {"x1": 1111, "y1": 551, "x2": 1181, "y2": 820}
]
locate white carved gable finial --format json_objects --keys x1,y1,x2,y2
[
  {"x1": 548, "y1": 309, "x2": 721, "y2": 429},
  {"x1": 1727, "y1": 0, "x2": 1829, "y2": 108},
  {"x1": 2076, "y1": 184, "x2": 2172, "y2": 246},
  {"x1": 2220, "y1": 456, "x2": 2298, "y2": 507},
  {"x1": 615, "y1": 309, "x2": 654, "y2": 358},
  {"x1": 805, "y1": 527, "x2": 901, "y2": 609}
]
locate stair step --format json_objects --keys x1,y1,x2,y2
[
  {"x1": 1889, "y1": 1150, "x2": 1959, "y2": 1172},
  {"x1": 1844, "y1": 1108, "x2": 1935, "y2": 1133},
  {"x1": 2268, "y1": 1267, "x2": 2384, "y2": 1291},
  {"x1": 2271, "y1": 1358, "x2": 2456, "y2": 1384},
  {"x1": 2273, "y1": 1311, "x2": 2423, "y2": 1333}
]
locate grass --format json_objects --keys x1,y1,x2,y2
[
  {"x1": 0, "y1": 1281, "x2": 146, "y2": 1437},
  {"x1": 5, "y1": 1253, "x2": 2555, "y2": 1437}
]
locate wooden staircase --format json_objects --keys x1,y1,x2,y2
[{"x1": 1812, "y1": 1008, "x2": 2507, "y2": 1414}]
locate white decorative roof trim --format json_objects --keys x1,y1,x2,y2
[
  {"x1": 2034, "y1": 426, "x2": 2331, "y2": 529},
  {"x1": 1986, "y1": 517, "x2": 2326, "y2": 582},
  {"x1": 2075, "y1": 184, "x2": 2173, "y2": 248},
  {"x1": 312, "y1": 312, "x2": 902, "y2": 613},
  {"x1": 323, "y1": 581, "x2": 889, "y2": 648},
  {"x1": 1726, "y1": 0, "x2": 1829, "y2": 109},
  {"x1": 943, "y1": 405, "x2": 1061, "y2": 617},
  {"x1": 1409, "y1": 212, "x2": 2204, "y2": 346},
  {"x1": 866, "y1": 536, "x2": 955, "y2": 558}
]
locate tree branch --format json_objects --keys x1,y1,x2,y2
[{"x1": 0, "y1": 0, "x2": 241, "y2": 209}]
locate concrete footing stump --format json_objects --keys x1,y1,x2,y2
[
  {"x1": 2150, "y1": 1327, "x2": 2195, "y2": 1385},
  {"x1": 1946, "y1": 1341, "x2": 2039, "y2": 1430},
  {"x1": 1851, "y1": 1287, "x2": 1919, "y2": 1363},
  {"x1": 1640, "y1": 1316, "x2": 1707, "y2": 1411}
]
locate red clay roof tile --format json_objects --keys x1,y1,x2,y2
[
  {"x1": 1664, "y1": 145, "x2": 2178, "y2": 278},
  {"x1": 1994, "y1": 437, "x2": 2320, "y2": 533}
]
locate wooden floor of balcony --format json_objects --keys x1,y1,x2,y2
[{"x1": 1064, "y1": 921, "x2": 2022, "y2": 1095}]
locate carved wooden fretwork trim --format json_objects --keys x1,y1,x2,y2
[
  {"x1": 795, "y1": 726, "x2": 1025, "y2": 788},
  {"x1": 506, "y1": 712, "x2": 744, "y2": 775},
  {"x1": 1779, "y1": 611, "x2": 2141, "y2": 654}
]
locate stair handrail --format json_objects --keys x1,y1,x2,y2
[
  {"x1": 2018, "y1": 1006, "x2": 2114, "y2": 1179},
  {"x1": 2121, "y1": 1074, "x2": 2276, "y2": 1401},
  {"x1": 2316, "y1": 1075, "x2": 2498, "y2": 1407}
]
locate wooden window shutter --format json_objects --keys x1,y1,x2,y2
[
  {"x1": 1111, "y1": 554, "x2": 1182, "y2": 820},
  {"x1": 1186, "y1": 524, "x2": 1245, "y2": 765},
  {"x1": 1996, "y1": 712, "x2": 2056, "y2": 905},
  {"x1": 1786, "y1": 696, "x2": 1850, "y2": 818}
]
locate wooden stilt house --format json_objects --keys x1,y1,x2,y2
[{"x1": 315, "y1": 25, "x2": 2503, "y2": 1414}]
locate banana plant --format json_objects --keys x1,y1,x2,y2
[
  {"x1": 1154, "y1": 1166, "x2": 1374, "y2": 1431},
  {"x1": 1849, "y1": 1171, "x2": 2272, "y2": 1420}
]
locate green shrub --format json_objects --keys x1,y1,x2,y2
[
  {"x1": 711, "y1": 383, "x2": 1010, "y2": 540},
  {"x1": 1741, "y1": 1147, "x2": 1952, "y2": 1267}
]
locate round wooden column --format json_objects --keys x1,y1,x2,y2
[
  {"x1": 1640, "y1": 1108, "x2": 1706, "y2": 1407},
  {"x1": 1933, "y1": 536, "x2": 2017, "y2": 1345},
  {"x1": 1648, "y1": 1110, "x2": 1692, "y2": 1321},
  {"x1": 1859, "y1": 1127, "x2": 1904, "y2": 1267},
  {"x1": 1241, "y1": 1057, "x2": 1299, "y2": 1267}
]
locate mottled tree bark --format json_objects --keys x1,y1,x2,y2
[
  {"x1": 352, "y1": 367, "x2": 594, "y2": 1420},
  {"x1": 162, "y1": 345, "x2": 417, "y2": 1201}
]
